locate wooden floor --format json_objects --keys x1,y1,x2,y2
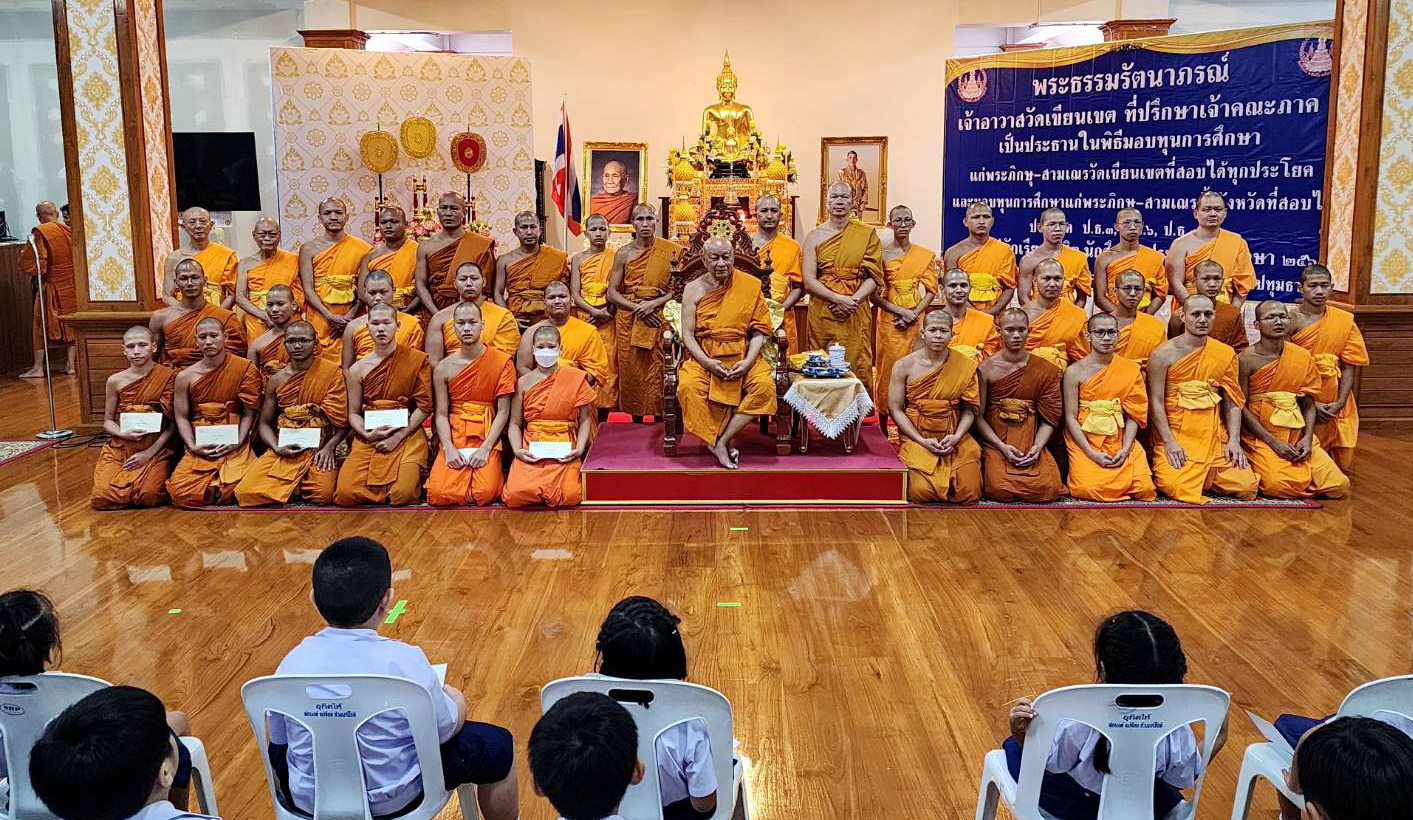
[{"x1": 2, "y1": 373, "x2": 1410, "y2": 820}]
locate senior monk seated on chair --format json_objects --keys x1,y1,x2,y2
[
  {"x1": 607, "y1": 203, "x2": 680, "y2": 420},
  {"x1": 1017, "y1": 207, "x2": 1090, "y2": 307},
  {"x1": 426, "y1": 262, "x2": 521, "y2": 365},
  {"x1": 933, "y1": 269, "x2": 999, "y2": 361},
  {"x1": 803, "y1": 181, "x2": 883, "y2": 387},
  {"x1": 335, "y1": 303, "x2": 433, "y2": 507},
  {"x1": 357, "y1": 205, "x2": 421, "y2": 314},
  {"x1": 341, "y1": 270, "x2": 424, "y2": 368},
  {"x1": 426, "y1": 302, "x2": 517, "y2": 506},
  {"x1": 503, "y1": 326, "x2": 597, "y2": 508},
  {"x1": 514, "y1": 281, "x2": 609, "y2": 388},
  {"x1": 888, "y1": 311, "x2": 983, "y2": 504},
  {"x1": 1238, "y1": 299, "x2": 1349, "y2": 499},
  {"x1": 415, "y1": 192, "x2": 496, "y2": 313},
  {"x1": 974, "y1": 308, "x2": 1065, "y2": 502},
  {"x1": 161, "y1": 207, "x2": 237, "y2": 309},
  {"x1": 234, "y1": 217, "x2": 303, "y2": 345},
  {"x1": 165, "y1": 318, "x2": 262, "y2": 508},
  {"x1": 1094, "y1": 208, "x2": 1166, "y2": 316},
  {"x1": 1072, "y1": 270, "x2": 1166, "y2": 366},
  {"x1": 1148, "y1": 294, "x2": 1258, "y2": 504},
  {"x1": 943, "y1": 201, "x2": 1016, "y2": 314},
  {"x1": 1287, "y1": 264, "x2": 1368, "y2": 472},
  {"x1": 299, "y1": 197, "x2": 371, "y2": 359},
  {"x1": 1166, "y1": 260, "x2": 1247, "y2": 352},
  {"x1": 91, "y1": 326, "x2": 177, "y2": 510},
  {"x1": 677, "y1": 236, "x2": 777, "y2": 470},
  {"x1": 569, "y1": 213, "x2": 618, "y2": 411},
  {"x1": 1019, "y1": 258, "x2": 1087, "y2": 370},
  {"x1": 150, "y1": 259, "x2": 246, "y2": 366},
  {"x1": 495, "y1": 211, "x2": 569, "y2": 329},
  {"x1": 1166, "y1": 191, "x2": 1256, "y2": 309},
  {"x1": 248, "y1": 285, "x2": 299, "y2": 376},
  {"x1": 1062, "y1": 313, "x2": 1157, "y2": 502},
  {"x1": 235, "y1": 321, "x2": 349, "y2": 507}
]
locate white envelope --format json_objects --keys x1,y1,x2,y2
[
  {"x1": 194, "y1": 424, "x2": 240, "y2": 447},
  {"x1": 432, "y1": 663, "x2": 448, "y2": 685},
  {"x1": 1244, "y1": 709, "x2": 1294, "y2": 753},
  {"x1": 529, "y1": 440, "x2": 573, "y2": 459},
  {"x1": 278, "y1": 427, "x2": 322, "y2": 450},
  {"x1": 458, "y1": 447, "x2": 479, "y2": 460},
  {"x1": 365, "y1": 408, "x2": 410, "y2": 430},
  {"x1": 119, "y1": 412, "x2": 163, "y2": 435}
]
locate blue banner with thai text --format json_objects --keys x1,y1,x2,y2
[{"x1": 943, "y1": 23, "x2": 1333, "y2": 300}]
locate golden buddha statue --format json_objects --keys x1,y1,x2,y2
[{"x1": 700, "y1": 52, "x2": 762, "y2": 177}]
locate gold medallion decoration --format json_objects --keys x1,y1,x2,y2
[
  {"x1": 451, "y1": 131, "x2": 487, "y2": 173},
  {"x1": 400, "y1": 116, "x2": 437, "y2": 159},
  {"x1": 359, "y1": 130, "x2": 398, "y2": 173}
]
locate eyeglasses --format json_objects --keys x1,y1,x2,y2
[{"x1": 1088, "y1": 329, "x2": 1119, "y2": 337}]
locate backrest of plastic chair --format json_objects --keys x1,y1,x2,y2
[
  {"x1": 1012, "y1": 684, "x2": 1230, "y2": 820},
  {"x1": 1338, "y1": 674, "x2": 1413, "y2": 723},
  {"x1": 0, "y1": 672, "x2": 110, "y2": 820},
  {"x1": 542, "y1": 677, "x2": 735, "y2": 820},
  {"x1": 241, "y1": 675, "x2": 448, "y2": 820}
]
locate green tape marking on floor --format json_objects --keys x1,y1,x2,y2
[{"x1": 385, "y1": 599, "x2": 408, "y2": 623}]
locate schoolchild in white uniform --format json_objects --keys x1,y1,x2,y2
[
  {"x1": 1286, "y1": 716, "x2": 1413, "y2": 820},
  {"x1": 530, "y1": 691, "x2": 644, "y2": 820}
]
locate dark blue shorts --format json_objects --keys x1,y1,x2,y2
[
  {"x1": 1002, "y1": 736, "x2": 1182, "y2": 820},
  {"x1": 1273, "y1": 713, "x2": 1330, "y2": 748},
  {"x1": 172, "y1": 728, "x2": 192, "y2": 789}
]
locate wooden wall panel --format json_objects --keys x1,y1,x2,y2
[
  {"x1": 1354, "y1": 306, "x2": 1413, "y2": 421},
  {"x1": 70, "y1": 310, "x2": 152, "y2": 428},
  {"x1": 0, "y1": 242, "x2": 38, "y2": 373}
]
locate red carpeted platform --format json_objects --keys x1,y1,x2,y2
[{"x1": 582, "y1": 423, "x2": 907, "y2": 506}]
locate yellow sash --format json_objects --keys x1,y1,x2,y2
[
  {"x1": 993, "y1": 397, "x2": 1032, "y2": 424},
  {"x1": 1031, "y1": 345, "x2": 1067, "y2": 371},
  {"x1": 969, "y1": 272, "x2": 1001, "y2": 303},
  {"x1": 582, "y1": 280, "x2": 609, "y2": 307},
  {"x1": 1312, "y1": 352, "x2": 1341, "y2": 379},
  {"x1": 313, "y1": 273, "x2": 356, "y2": 306},
  {"x1": 1250, "y1": 391, "x2": 1304, "y2": 429},
  {"x1": 1079, "y1": 399, "x2": 1124, "y2": 436},
  {"x1": 526, "y1": 419, "x2": 573, "y2": 441},
  {"x1": 1172, "y1": 379, "x2": 1220, "y2": 410}
]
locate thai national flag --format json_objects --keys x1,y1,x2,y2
[{"x1": 552, "y1": 101, "x2": 581, "y2": 236}]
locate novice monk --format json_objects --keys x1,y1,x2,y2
[
  {"x1": 335, "y1": 304, "x2": 433, "y2": 506},
  {"x1": 607, "y1": 204, "x2": 680, "y2": 418},
  {"x1": 1063, "y1": 313, "x2": 1157, "y2": 502},
  {"x1": 1239, "y1": 300, "x2": 1349, "y2": 499},
  {"x1": 503, "y1": 326, "x2": 597, "y2": 508},
  {"x1": 888, "y1": 311, "x2": 983, "y2": 504},
  {"x1": 1148, "y1": 294, "x2": 1259, "y2": 504},
  {"x1": 234, "y1": 321, "x2": 349, "y2": 507},
  {"x1": 935, "y1": 269, "x2": 1000, "y2": 360},
  {"x1": 426, "y1": 262, "x2": 520, "y2": 365},
  {"x1": 677, "y1": 237, "x2": 776, "y2": 469},
  {"x1": 515, "y1": 281, "x2": 609, "y2": 388},
  {"x1": 873, "y1": 205, "x2": 938, "y2": 415},
  {"x1": 1094, "y1": 208, "x2": 1166, "y2": 314},
  {"x1": 150, "y1": 259, "x2": 246, "y2": 366},
  {"x1": 753, "y1": 194, "x2": 804, "y2": 348},
  {"x1": 1017, "y1": 208, "x2": 1090, "y2": 307},
  {"x1": 803, "y1": 182, "x2": 883, "y2": 384},
  {"x1": 495, "y1": 211, "x2": 569, "y2": 328},
  {"x1": 234, "y1": 218, "x2": 303, "y2": 344},
  {"x1": 358, "y1": 205, "x2": 420, "y2": 314},
  {"x1": 1020, "y1": 259, "x2": 1087, "y2": 370},
  {"x1": 91, "y1": 327, "x2": 177, "y2": 510},
  {"x1": 165, "y1": 318, "x2": 262, "y2": 508},
  {"x1": 1166, "y1": 260, "x2": 1248, "y2": 351},
  {"x1": 162, "y1": 207, "x2": 237, "y2": 308},
  {"x1": 415, "y1": 192, "x2": 495, "y2": 313},
  {"x1": 248, "y1": 285, "x2": 298, "y2": 376},
  {"x1": 944, "y1": 201, "x2": 1017, "y2": 313},
  {"x1": 425, "y1": 302, "x2": 517, "y2": 506},
  {"x1": 299, "y1": 198, "x2": 372, "y2": 357},
  {"x1": 569, "y1": 213, "x2": 618, "y2": 409},
  {"x1": 1288, "y1": 264, "x2": 1368, "y2": 472},
  {"x1": 975, "y1": 309, "x2": 1065, "y2": 503},
  {"x1": 1167, "y1": 191, "x2": 1256, "y2": 307},
  {"x1": 341, "y1": 270, "x2": 425, "y2": 368},
  {"x1": 1073, "y1": 270, "x2": 1166, "y2": 365}
]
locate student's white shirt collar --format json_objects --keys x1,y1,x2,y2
[{"x1": 126, "y1": 800, "x2": 217, "y2": 820}]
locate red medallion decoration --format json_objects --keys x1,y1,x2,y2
[{"x1": 451, "y1": 131, "x2": 487, "y2": 173}]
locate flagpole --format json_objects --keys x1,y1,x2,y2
[{"x1": 562, "y1": 98, "x2": 571, "y2": 255}]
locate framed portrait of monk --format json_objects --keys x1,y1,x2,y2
[
  {"x1": 583, "y1": 142, "x2": 648, "y2": 230},
  {"x1": 820, "y1": 136, "x2": 888, "y2": 226}
]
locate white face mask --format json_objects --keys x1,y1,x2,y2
[{"x1": 533, "y1": 348, "x2": 561, "y2": 368}]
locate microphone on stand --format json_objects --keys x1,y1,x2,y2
[{"x1": 27, "y1": 231, "x2": 72, "y2": 441}]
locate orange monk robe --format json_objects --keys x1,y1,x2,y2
[
  {"x1": 574, "y1": 250, "x2": 618, "y2": 409},
  {"x1": 677, "y1": 271, "x2": 777, "y2": 444},
  {"x1": 165, "y1": 355, "x2": 263, "y2": 509},
  {"x1": 1151, "y1": 340, "x2": 1259, "y2": 504},
  {"x1": 592, "y1": 192, "x2": 638, "y2": 225},
  {"x1": 873, "y1": 245, "x2": 939, "y2": 408},
  {"x1": 1242, "y1": 345, "x2": 1349, "y2": 499},
  {"x1": 367, "y1": 241, "x2": 419, "y2": 309},
  {"x1": 427, "y1": 233, "x2": 496, "y2": 311},
  {"x1": 160, "y1": 303, "x2": 246, "y2": 366},
  {"x1": 18, "y1": 221, "x2": 77, "y2": 345},
  {"x1": 239, "y1": 249, "x2": 303, "y2": 343},
  {"x1": 307, "y1": 235, "x2": 372, "y2": 358},
  {"x1": 1030, "y1": 245, "x2": 1091, "y2": 302},
  {"x1": 351, "y1": 313, "x2": 425, "y2": 361},
  {"x1": 234, "y1": 358, "x2": 349, "y2": 506},
  {"x1": 1289, "y1": 306, "x2": 1368, "y2": 471},
  {"x1": 504, "y1": 246, "x2": 569, "y2": 326},
  {"x1": 1025, "y1": 301, "x2": 1088, "y2": 370},
  {"x1": 948, "y1": 308, "x2": 1001, "y2": 362},
  {"x1": 440, "y1": 300, "x2": 520, "y2": 358},
  {"x1": 334, "y1": 346, "x2": 432, "y2": 506},
  {"x1": 760, "y1": 233, "x2": 804, "y2": 351},
  {"x1": 1181, "y1": 229, "x2": 1256, "y2": 302},
  {"x1": 503, "y1": 366, "x2": 596, "y2": 508},
  {"x1": 1212, "y1": 301, "x2": 1249, "y2": 352},
  {"x1": 253, "y1": 334, "x2": 290, "y2": 377},
  {"x1": 805, "y1": 220, "x2": 884, "y2": 386},
  {"x1": 189, "y1": 243, "x2": 239, "y2": 306},
  {"x1": 614, "y1": 237, "x2": 681, "y2": 416},
  {"x1": 551, "y1": 316, "x2": 611, "y2": 391},
  {"x1": 958, "y1": 237, "x2": 1017, "y2": 310},
  {"x1": 900, "y1": 353, "x2": 983, "y2": 504},
  {"x1": 90, "y1": 366, "x2": 176, "y2": 509},
  {"x1": 1104, "y1": 245, "x2": 1168, "y2": 310},
  {"x1": 1072, "y1": 312, "x2": 1166, "y2": 366},
  {"x1": 425, "y1": 348, "x2": 517, "y2": 506},
  {"x1": 980, "y1": 357, "x2": 1065, "y2": 503},
  {"x1": 1065, "y1": 357, "x2": 1157, "y2": 502}
]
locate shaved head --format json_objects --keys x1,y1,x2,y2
[
  {"x1": 1185, "y1": 293, "x2": 1216, "y2": 311},
  {"x1": 827, "y1": 180, "x2": 853, "y2": 196},
  {"x1": 453, "y1": 300, "x2": 483, "y2": 320},
  {"x1": 195, "y1": 316, "x2": 224, "y2": 332},
  {"x1": 267, "y1": 283, "x2": 294, "y2": 299},
  {"x1": 287, "y1": 320, "x2": 316, "y2": 336},
  {"x1": 544, "y1": 280, "x2": 571, "y2": 297},
  {"x1": 123, "y1": 325, "x2": 153, "y2": 341},
  {"x1": 1087, "y1": 312, "x2": 1119, "y2": 331},
  {"x1": 533, "y1": 325, "x2": 562, "y2": 345},
  {"x1": 365, "y1": 270, "x2": 394, "y2": 287},
  {"x1": 999, "y1": 306, "x2": 1030, "y2": 326},
  {"x1": 923, "y1": 310, "x2": 954, "y2": 330}
]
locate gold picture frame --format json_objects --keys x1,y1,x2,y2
[
  {"x1": 819, "y1": 136, "x2": 888, "y2": 225},
  {"x1": 584, "y1": 141, "x2": 648, "y2": 232}
]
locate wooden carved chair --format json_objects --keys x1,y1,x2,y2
[{"x1": 661, "y1": 205, "x2": 792, "y2": 457}]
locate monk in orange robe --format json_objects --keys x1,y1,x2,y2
[
  {"x1": 975, "y1": 309, "x2": 1065, "y2": 502},
  {"x1": 359, "y1": 205, "x2": 421, "y2": 313},
  {"x1": 341, "y1": 270, "x2": 425, "y2": 368},
  {"x1": 495, "y1": 212, "x2": 569, "y2": 328},
  {"x1": 1063, "y1": 313, "x2": 1157, "y2": 502},
  {"x1": 162, "y1": 207, "x2": 237, "y2": 309},
  {"x1": 91, "y1": 326, "x2": 176, "y2": 509},
  {"x1": 300, "y1": 198, "x2": 372, "y2": 359},
  {"x1": 1094, "y1": 208, "x2": 1167, "y2": 314},
  {"x1": 1148, "y1": 295, "x2": 1258, "y2": 504},
  {"x1": 943, "y1": 201, "x2": 1016, "y2": 313},
  {"x1": 607, "y1": 204, "x2": 680, "y2": 418},
  {"x1": 234, "y1": 321, "x2": 349, "y2": 506},
  {"x1": 426, "y1": 262, "x2": 521, "y2": 365},
  {"x1": 1167, "y1": 261, "x2": 1248, "y2": 352},
  {"x1": 426, "y1": 302, "x2": 517, "y2": 506},
  {"x1": 151, "y1": 260, "x2": 246, "y2": 365},
  {"x1": 335, "y1": 304, "x2": 433, "y2": 506},
  {"x1": 1017, "y1": 208, "x2": 1090, "y2": 306},
  {"x1": 803, "y1": 182, "x2": 883, "y2": 385},
  {"x1": 1020, "y1": 259, "x2": 1088, "y2": 370},
  {"x1": 233, "y1": 218, "x2": 303, "y2": 344},
  {"x1": 753, "y1": 195, "x2": 804, "y2": 350},
  {"x1": 590, "y1": 160, "x2": 638, "y2": 224},
  {"x1": 888, "y1": 311, "x2": 982, "y2": 504},
  {"x1": 515, "y1": 281, "x2": 610, "y2": 385},
  {"x1": 416, "y1": 193, "x2": 496, "y2": 313},
  {"x1": 873, "y1": 206, "x2": 938, "y2": 414},
  {"x1": 504, "y1": 326, "x2": 597, "y2": 508},
  {"x1": 165, "y1": 318, "x2": 262, "y2": 508},
  {"x1": 1287, "y1": 264, "x2": 1368, "y2": 472},
  {"x1": 569, "y1": 214, "x2": 618, "y2": 409},
  {"x1": 933, "y1": 270, "x2": 1000, "y2": 361},
  {"x1": 677, "y1": 238, "x2": 777, "y2": 469},
  {"x1": 1072, "y1": 270, "x2": 1166, "y2": 366},
  {"x1": 1239, "y1": 300, "x2": 1349, "y2": 499},
  {"x1": 1166, "y1": 191, "x2": 1256, "y2": 307},
  {"x1": 248, "y1": 285, "x2": 298, "y2": 377},
  {"x1": 17, "y1": 201, "x2": 77, "y2": 377}
]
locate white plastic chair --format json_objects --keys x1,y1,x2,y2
[
  {"x1": 0, "y1": 672, "x2": 217, "y2": 819},
  {"x1": 541, "y1": 676, "x2": 749, "y2": 820},
  {"x1": 241, "y1": 674, "x2": 477, "y2": 820},
  {"x1": 974, "y1": 683, "x2": 1230, "y2": 820},
  {"x1": 1230, "y1": 674, "x2": 1413, "y2": 820}
]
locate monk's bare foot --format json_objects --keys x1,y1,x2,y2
[
  {"x1": 710, "y1": 440, "x2": 738, "y2": 469},
  {"x1": 63, "y1": 364, "x2": 75, "y2": 375},
  {"x1": 729, "y1": 445, "x2": 740, "y2": 462},
  {"x1": 17, "y1": 367, "x2": 44, "y2": 379}
]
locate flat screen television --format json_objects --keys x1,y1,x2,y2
[{"x1": 173, "y1": 132, "x2": 261, "y2": 212}]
